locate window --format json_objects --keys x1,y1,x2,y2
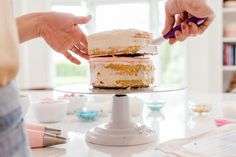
[
  {"x1": 157, "y1": 1, "x2": 186, "y2": 85},
  {"x1": 95, "y1": 3, "x2": 150, "y2": 32},
  {"x1": 50, "y1": 0, "x2": 186, "y2": 87},
  {"x1": 51, "y1": 5, "x2": 90, "y2": 86}
]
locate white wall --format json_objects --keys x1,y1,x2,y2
[{"x1": 186, "y1": 0, "x2": 223, "y2": 93}]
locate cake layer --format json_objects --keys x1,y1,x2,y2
[
  {"x1": 88, "y1": 29, "x2": 153, "y2": 57},
  {"x1": 89, "y1": 57, "x2": 155, "y2": 88}
]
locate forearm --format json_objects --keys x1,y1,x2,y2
[{"x1": 16, "y1": 13, "x2": 43, "y2": 43}]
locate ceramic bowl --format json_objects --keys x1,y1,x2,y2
[
  {"x1": 188, "y1": 101, "x2": 212, "y2": 115},
  {"x1": 58, "y1": 94, "x2": 87, "y2": 114},
  {"x1": 75, "y1": 108, "x2": 100, "y2": 121},
  {"x1": 32, "y1": 99, "x2": 69, "y2": 123},
  {"x1": 146, "y1": 100, "x2": 165, "y2": 112}
]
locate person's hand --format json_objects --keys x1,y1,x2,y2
[
  {"x1": 39, "y1": 12, "x2": 91, "y2": 64},
  {"x1": 163, "y1": 0, "x2": 214, "y2": 44}
]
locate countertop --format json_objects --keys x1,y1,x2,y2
[{"x1": 21, "y1": 89, "x2": 236, "y2": 157}]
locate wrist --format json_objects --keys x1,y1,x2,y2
[
  {"x1": 37, "y1": 12, "x2": 48, "y2": 38},
  {"x1": 17, "y1": 12, "x2": 47, "y2": 43}
]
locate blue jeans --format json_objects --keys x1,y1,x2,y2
[{"x1": 0, "y1": 82, "x2": 31, "y2": 157}]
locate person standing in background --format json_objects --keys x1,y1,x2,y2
[
  {"x1": 0, "y1": 1, "x2": 91, "y2": 156},
  {"x1": 0, "y1": 0, "x2": 214, "y2": 156}
]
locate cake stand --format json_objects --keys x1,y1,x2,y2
[{"x1": 56, "y1": 84, "x2": 185, "y2": 146}]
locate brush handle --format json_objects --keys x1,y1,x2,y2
[{"x1": 163, "y1": 17, "x2": 207, "y2": 39}]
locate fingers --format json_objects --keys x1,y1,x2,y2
[
  {"x1": 75, "y1": 42, "x2": 88, "y2": 54},
  {"x1": 175, "y1": 30, "x2": 186, "y2": 42},
  {"x1": 75, "y1": 26, "x2": 88, "y2": 48},
  {"x1": 167, "y1": 15, "x2": 211, "y2": 44},
  {"x1": 189, "y1": 22, "x2": 198, "y2": 36},
  {"x1": 73, "y1": 15, "x2": 92, "y2": 25},
  {"x1": 169, "y1": 38, "x2": 177, "y2": 45},
  {"x1": 63, "y1": 51, "x2": 81, "y2": 65},
  {"x1": 186, "y1": 2, "x2": 215, "y2": 34},
  {"x1": 181, "y1": 22, "x2": 189, "y2": 37},
  {"x1": 198, "y1": 14, "x2": 214, "y2": 34},
  {"x1": 162, "y1": 12, "x2": 176, "y2": 35},
  {"x1": 168, "y1": 22, "x2": 189, "y2": 44},
  {"x1": 64, "y1": 25, "x2": 89, "y2": 63},
  {"x1": 70, "y1": 45, "x2": 89, "y2": 60}
]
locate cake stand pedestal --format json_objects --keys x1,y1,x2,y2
[
  {"x1": 56, "y1": 84, "x2": 185, "y2": 146},
  {"x1": 86, "y1": 94, "x2": 156, "y2": 146}
]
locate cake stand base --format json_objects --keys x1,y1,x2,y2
[{"x1": 86, "y1": 94, "x2": 157, "y2": 146}]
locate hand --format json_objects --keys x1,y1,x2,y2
[
  {"x1": 163, "y1": 0, "x2": 214, "y2": 44},
  {"x1": 39, "y1": 12, "x2": 91, "y2": 64}
]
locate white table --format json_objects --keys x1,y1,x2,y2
[{"x1": 21, "y1": 89, "x2": 236, "y2": 157}]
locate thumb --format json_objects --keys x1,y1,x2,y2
[
  {"x1": 73, "y1": 15, "x2": 92, "y2": 24},
  {"x1": 162, "y1": 12, "x2": 175, "y2": 35}
]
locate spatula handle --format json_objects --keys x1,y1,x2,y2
[{"x1": 163, "y1": 17, "x2": 207, "y2": 39}]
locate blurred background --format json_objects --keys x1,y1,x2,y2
[{"x1": 13, "y1": 0, "x2": 229, "y2": 94}]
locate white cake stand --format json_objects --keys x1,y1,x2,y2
[{"x1": 56, "y1": 84, "x2": 185, "y2": 146}]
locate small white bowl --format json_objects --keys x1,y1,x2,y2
[
  {"x1": 58, "y1": 94, "x2": 87, "y2": 114},
  {"x1": 32, "y1": 99, "x2": 69, "y2": 123}
]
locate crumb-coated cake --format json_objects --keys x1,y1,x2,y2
[
  {"x1": 90, "y1": 57, "x2": 154, "y2": 88},
  {"x1": 88, "y1": 29, "x2": 154, "y2": 57},
  {"x1": 88, "y1": 28, "x2": 157, "y2": 89}
]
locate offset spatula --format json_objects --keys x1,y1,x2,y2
[
  {"x1": 153, "y1": 16, "x2": 207, "y2": 45},
  {"x1": 137, "y1": 16, "x2": 207, "y2": 54}
]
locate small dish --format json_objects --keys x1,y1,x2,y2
[
  {"x1": 75, "y1": 108, "x2": 100, "y2": 122},
  {"x1": 58, "y1": 94, "x2": 87, "y2": 114},
  {"x1": 189, "y1": 101, "x2": 212, "y2": 114},
  {"x1": 32, "y1": 99, "x2": 69, "y2": 123},
  {"x1": 146, "y1": 101, "x2": 165, "y2": 112}
]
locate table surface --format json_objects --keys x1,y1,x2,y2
[{"x1": 21, "y1": 89, "x2": 236, "y2": 157}]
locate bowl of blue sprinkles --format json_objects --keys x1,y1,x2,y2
[
  {"x1": 75, "y1": 108, "x2": 100, "y2": 121},
  {"x1": 146, "y1": 101, "x2": 165, "y2": 112}
]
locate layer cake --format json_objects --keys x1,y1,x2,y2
[
  {"x1": 88, "y1": 29, "x2": 157, "y2": 89},
  {"x1": 90, "y1": 57, "x2": 154, "y2": 88}
]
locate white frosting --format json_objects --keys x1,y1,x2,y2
[
  {"x1": 90, "y1": 60, "x2": 154, "y2": 88},
  {"x1": 88, "y1": 29, "x2": 152, "y2": 54}
]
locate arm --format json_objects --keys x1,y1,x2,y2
[
  {"x1": 163, "y1": 0, "x2": 214, "y2": 44},
  {"x1": 16, "y1": 12, "x2": 91, "y2": 64},
  {"x1": 16, "y1": 13, "x2": 42, "y2": 43}
]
